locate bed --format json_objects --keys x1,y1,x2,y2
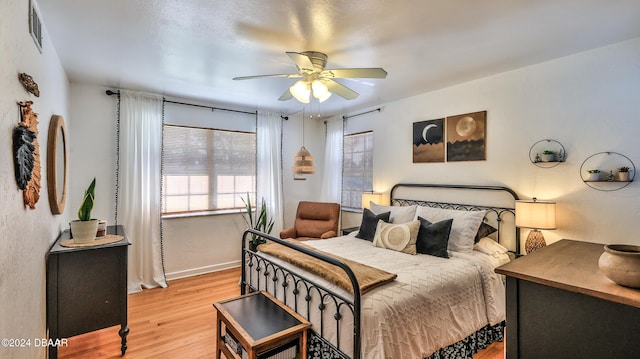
[{"x1": 241, "y1": 183, "x2": 519, "y2": 359}]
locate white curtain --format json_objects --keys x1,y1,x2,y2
[
  {"x1": 256, "y1": 111, "x2": 284, "y2": 235},
  {"x1": 118, "y1": 90, "x2": 167, "y2": 293},
  {"x1": 321, "y1": 116, "x2": 344, "y2": 203}
]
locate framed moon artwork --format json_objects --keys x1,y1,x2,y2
[
  {"x1": 446, "y1": 111, "x2": 486, "y2": 162},
  {"x1": 413, "y1": 118, "x2": 445, "y2": 163}
]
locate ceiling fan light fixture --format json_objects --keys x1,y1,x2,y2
[
  {"x1": 289, "y1": 80, "x2": 310, "y2": 104},
  {"x1": 317, "y1": 91, "x2": 331, "y2": 103},
  {"x1": 311, "y1": 79, "x2": 327, "y2": 96}
]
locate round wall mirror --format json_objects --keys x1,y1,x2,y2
[{"x1": 47, "y1": 115, "x2": 67, "y2": 214}]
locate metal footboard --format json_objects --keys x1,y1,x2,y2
[{"x1": 241, "y1": 229, "x2": 361, "y2": 359}]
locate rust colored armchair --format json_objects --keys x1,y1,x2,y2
[{"x1": 280, "y1": 201, "x2": 341, "y2": 241}]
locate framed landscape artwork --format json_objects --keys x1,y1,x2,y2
[
  {"x1": 446, "y1": 111, "x2": 486, "y2": 161},
  {"x1": 413, "y1": 118, "x2": 445, "y2": 163}
]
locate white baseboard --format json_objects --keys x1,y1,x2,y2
[{"x1": 165, "y1": 260, "x2": 241, "y2": 281}]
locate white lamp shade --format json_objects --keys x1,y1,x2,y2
[
  {"x1": 361, "y1": 192, "x2": 386, "y2": 209},
  {"x1": 289, "y1": 80, "x2": 310, "y2": 103},
  {"x1": 515, "y1": 200, "x2": 556, "y2": 230},
  {"x1": 311, "y1": 80, "x2": 332, "y2": 102}
]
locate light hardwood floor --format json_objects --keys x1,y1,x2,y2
[{"x1": 58, "y1": 268, "x2": 503, "y2": 359}]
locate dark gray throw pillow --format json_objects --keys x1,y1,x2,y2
[
  {"x1": 416, "y1": 216, "x2": 453, "y2": 258},
  {"x1": 356, "y1": 208, "x2": 390, "y2": 242},
  {"x1": 474, "y1": 222, "x2": 497, "y2": 243}
]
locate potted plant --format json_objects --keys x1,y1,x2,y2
[
  {"x1": 541, "y1": 150, "x2": 556, "y2": 162},
  {"x1": 241, "y1": 193, "x2": 274, "y2": 251},
  {"x1": 70, "y1": 178, "x2": 98, "y2": 243},
  {"x1": 618, "y1": 166, "x2": 631, "y2": 181},
  {"x1": 586, "y1": 169, "x2": 601, "y2": 182}
]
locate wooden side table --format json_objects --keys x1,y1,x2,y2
[{"x1": 214, "y1": 291, "x2": 311, "y2": 359}]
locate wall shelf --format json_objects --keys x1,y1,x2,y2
[
  {"x1": 580, "y1": 151, "x2": 635, "y2": 191},
  {"x1": 529, "y1": 139, "x2": 566, "y2": 168}
]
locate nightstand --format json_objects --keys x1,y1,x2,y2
[
  {"x1": 214, "y1": 291, "x2": 311, "y2": 359},
  {"x1": 341, "y1": 226, "x2": 359, "y2": 236}
]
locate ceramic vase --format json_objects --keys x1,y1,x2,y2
[
  {"x1": 598, "y1": 244, "x2": 640, "y2": 288},
  {"x1": 618, "y1": 172, "x2": 630, "y2": 182},
  {"x1": 541, "y1": 153, "x2": 556, "y2": 162},
  {"x1": 70, "y1": 219, "x2": 99, "y2": 243},
  {"x1": 586, "y1": 172, "x2": 600, "y2": 181}
]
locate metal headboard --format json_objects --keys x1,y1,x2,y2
[{"x1": 390, "y1": 183, "x2": 521, "y2": 255}]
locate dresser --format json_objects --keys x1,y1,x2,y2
[
  {"x1": 46, "y1": 225, "x2": 130, "y2": 358},
  {"x1": 496, "y1": 239, "x2": 640, "y2": 358}
]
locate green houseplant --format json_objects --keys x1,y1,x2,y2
[
  {"x1": 586, "y1": 169, "x2": 601, "y2": 182},
  {"x1": 70, "y1": 178, "x2": 98, "y2": 243},
  {"x1": 241, "y1": 193, "x2": 274, "y2": 250},
  {"x1": 541, "y1": 150, "x2": 556, "y2": 162}
]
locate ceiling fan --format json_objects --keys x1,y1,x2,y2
[{"x1": 233, "y1": 51, "x2": 387, "y2": 103}]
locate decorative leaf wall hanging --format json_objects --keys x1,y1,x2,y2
[
  {"x1": 12, "y1": 126, "x2": 35, "y2": 189},
  {"x1": 14, "y1": 101, "x2": 41, "y2": 209}
]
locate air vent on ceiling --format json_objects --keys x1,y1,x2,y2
[{"x1": 29, "y1": 0, "x2": 43, "y2": 53}]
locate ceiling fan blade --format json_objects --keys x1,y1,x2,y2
[
  {"x1": 320, "y1": 68, "x2": 387, "y2": 79},
  {"x1": 278, "y1": 88, "x2": 293, "y2": 101},
  {"x1": 286, "y1": 52, "x2": 315, "y2": 74},
  {"x1": 233, "y1": 73, "x2": 301, "y2": 80},
  {"x1": 324, "y1": 79, "x2": 359, "y2": 100}
]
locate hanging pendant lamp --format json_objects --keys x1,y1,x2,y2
[{"x1": 292, "y1": 110, "x2": 315, "y2": 175}]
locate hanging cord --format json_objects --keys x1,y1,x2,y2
[
  {"x1": 114, "y1": 92, "x2": 121, "y2": 225},
  {"x1": 159, "y1": 99, "x2": 168, "y2": 284},
  {"x1": 301, "y1": 107, "x2": 305, "y2": 147}
]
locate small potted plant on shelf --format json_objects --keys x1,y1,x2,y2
[
  {"x1": 241, "y1": 193, "x2": 275, "y2": 251},
  {"x1": 586, "y1": 169, "x2": 601, "y2": 182},
  {"x1": 541, "y1": 150, "x2": 556, "y2": 162},
  {"x1": 69, "y1": 178, "x2": 98, "y2": 243},
  {"x1": 618, "y1": 166, "x2": 631, "y2": 182}
]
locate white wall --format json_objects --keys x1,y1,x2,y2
[
  {"x1": 68, "y1": 84, "x2": 118, "y2": 224},
  {"x1": 281, "y1": 111, "x2": 326, "y2": 228},
  {"x1": 344, "y1": 37, "x2": 640, "y2": 248},
  {"x1": 0, "y1": 1, "x2": 70, "y2": 357}
]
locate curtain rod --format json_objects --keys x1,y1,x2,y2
[
  {"x1": 342, "y1": 107, "x2": 382, "y2": 120},
  {"x1": 105, "y1": 90, "x2": 257, "y2": 116}
]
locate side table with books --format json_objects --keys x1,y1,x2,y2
[{"x1": 213, "y1": 291, "x2": 311, "y2": 359}]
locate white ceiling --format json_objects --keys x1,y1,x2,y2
[{"x1": 37, "y1": 0, "x2": 640, "y2": 117}]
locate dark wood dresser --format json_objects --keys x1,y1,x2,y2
[
  {"x1": 46, "y1": 225, "x2": 130, "y2": 358},
  {"x1": 496, "y1": 239, "x2": 640, "y2": 358}
]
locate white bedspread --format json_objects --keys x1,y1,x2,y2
[{"x1": 254, "y1": 234, "x2": 507, "y2": 359}]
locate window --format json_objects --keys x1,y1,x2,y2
[
  {"x1": 162, "y1": 125, "x2": 256, "y2": 214},
  {"x1": 342, "y1": 131, "x2": 373, "y2": 209}
]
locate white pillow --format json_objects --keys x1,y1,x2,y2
[
  {"x1": 373, "y1": 220, "x2": 420, "y2": 255},
  {"x1": 370, "y1": 203, "x2": 417, "y2": 224},
  {"x1": 414, "y1": 206, "x2": 485, "y2": 253},
  {"x1": 474, "y1": 237, "x2": 509, "y2": 256}
]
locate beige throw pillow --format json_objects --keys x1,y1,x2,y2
[{"x1": 372, "y1": 220, "x2": 420, "y2": 255}]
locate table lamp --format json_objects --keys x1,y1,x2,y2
[
  {"x1": 361, "y1": 192, "x2": 386, "y2": 209},
  {"x1": 515, "y1": 198, "x2": 556, "y2": 254}
]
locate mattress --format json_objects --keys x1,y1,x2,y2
[{"x1": 249, "y1": 232, "x2": 507, "y2": 358}]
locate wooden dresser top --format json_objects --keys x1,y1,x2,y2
[{"x1": 496, "y1": 239, "x2": 640, "y2": 309}]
